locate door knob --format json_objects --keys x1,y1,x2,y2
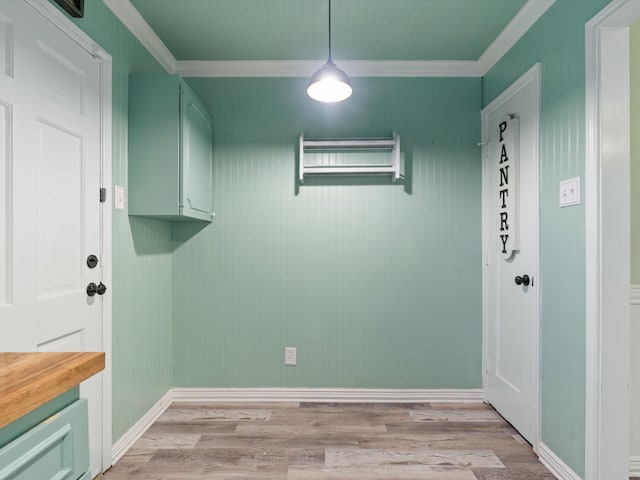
[
  {"x1": 515, "y1": 274, "x2": 531, "y2": 286},
  {"x1": 86, "y1": 254, "x2": 99, "y2": 269},
  {"x1": 96, "y1": 282, "x2": 107, "y2": 295},
  {"x1": 86, "y1": 282, "x2": 97, "y2": 296}
]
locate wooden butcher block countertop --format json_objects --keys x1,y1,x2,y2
[{"x1": 0, "y1": 352, "x2": 105, "y2": 429}]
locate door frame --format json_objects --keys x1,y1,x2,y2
[
  {"x1": 585, "y1": 1, "x2": 638, "y2": 477},
  {"x1": 24, "y1": 0, "x2": 113, "y2": 471},
  {"x1": 481, "y1": 63, "x2": 541, "y2": 450}
]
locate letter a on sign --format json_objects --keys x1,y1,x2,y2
[{"x1": 496, "y1": 115, "x2": 519, "y2": 259}]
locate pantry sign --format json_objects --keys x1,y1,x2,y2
[{"x1": 497, "y1": 115, "x2": 519, "y2": 260}]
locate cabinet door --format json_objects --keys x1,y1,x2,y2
[
  {"x1": 180, "y1": 82, "x2": 213, "y2": 221},
  {"x1": 0, "y1": 399, "x2": 89, "y2": 480}
]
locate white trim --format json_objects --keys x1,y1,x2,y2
[
  {"x1": 585, "y1": 2, "x2": 637, "y2": 478},
  {"x1": 538, "y1": 443, "x2": 583, "y2": 480},
  {"x1": 102, "y1": 0, "x2": 551, "y2": 78},
  {"x1": 84, "y1": 26, "x2": 115, "y2": 473},
  {"x1": 171, "y1": 388, "x2": 484, "y2": 404},
  {"x1": 99, "y1": 53, "x2": 114, "y2": 474},
  {"x1": 176, "y1": 60, "x2": 482, "y2": 78},
  {"x1": 102, "y1": 0, "x2": 176, "y2": 73},
  {"x1": 477, "y1": 0, "x2": 555, "y2": 75},
  {"x1": 481, "y1": 63, "x2": 541, "y2": 449},
  {"x1": 111, "y1": 390, "x2": 173, "y2": 465},
  {"x1": 24, "y1": 0, "x2": 114, "y2": 473},
  {"x1": 630, "y1": 457, "x2": 640, "y2": 477},
  {"x1": 631, "y1": 285, "x2": 640, "y2": 305},
  {"x1": 584, "y1": 8, "x2": 602, "y2": 479}
]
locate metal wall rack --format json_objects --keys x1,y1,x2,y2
[{"x1": 299, "y1": 132, "x2": 400, "y2": 183}]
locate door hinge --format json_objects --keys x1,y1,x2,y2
[{"x1": 100, "y1": 187, "x2": 106, "y2": 203}]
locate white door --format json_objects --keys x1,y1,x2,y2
[
  {"x1": 0, "y1": 0, "x2": 105, "y2": 475},
  {"x1": 482, "y1": 64, "x2": 540, "y2": 445}
]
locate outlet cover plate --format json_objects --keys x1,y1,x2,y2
[
  {"x1": 560, "y1": 176, "x2": 580, "y2": 207},
  {"x1": 284, "y1": 347, "x2": 296, "y2": 366}
]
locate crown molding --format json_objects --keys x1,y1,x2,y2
[
  {"x1": 104, "y1": 0, "x2": 554, "y2": 78},
  {"x1": 477, "y1": 0, "x2": 556, "y2": 75},
  {"x1": 176, "y1": 60, "x2": 482, "y2": 78},
  {"x1": 102, "y1": 0, "x2": 176, "y2": 73}
]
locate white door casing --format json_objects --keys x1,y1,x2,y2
[
  {"x1": 482, "y1": 63, "x2": 541, "y2": 447},
  {"x1": 585, "y1": 1, "x2": 637, "y2": 478},
  {"x1": 0, "y1": 0, "x2": 113, "y2": 474}
]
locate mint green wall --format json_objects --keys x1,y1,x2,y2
[
  {"x1": 482, "y1": 0, "x2": 608, "y2": 476},
  {"x1": 59, "y1": 1, "x2": 614, "y2": 468},
  {"x1": 631, "y1": 23, "x2": 640, "y2": 284},
  {"x1": 173, "y1": 77, "x2": 482, "y2": 388},
  {"x1": 69, "y1": 1, "x2": 174, "y2": 442}
]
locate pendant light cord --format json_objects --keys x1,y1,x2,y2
[{"x1": 328, "y1": 0, "x2": 333, "y2": 63}]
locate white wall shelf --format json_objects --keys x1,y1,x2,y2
[{"x1": 299, "y1": 133, "x2": 400, "y2": 183}]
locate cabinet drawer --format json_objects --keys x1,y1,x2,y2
[{"x1": 0, "y1": 399, "x2": 89, "y2": 480}]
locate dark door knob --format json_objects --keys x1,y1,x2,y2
[
  {"x1": 515, "y1": 274, "x2": 531, "y2": 286},
  {"x1": 96, "y1": 282, "x2": 107, "y2": 295},
  {"x1": 86, "y1": 282, "x2": 97, "y2": 296},
  {"x1": 87, "y1": 255, "x2": 99, "y2": 269}
]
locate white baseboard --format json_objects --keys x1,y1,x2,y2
[
  {"x1": 631, "y1": 284, "x2": 640, "y2": 305},
  {"x1": 631, "y1": 285, "x2": 640, "y2": 477},
  {"x1": 170, "y1": 387, "x2": 484, "y2": 403},
  {"x1": 110, "y1": 389, "x2": 173, "y2": 465},
  {"x1": 538, "y1": 442, "x2": 582, "y2": 480}
]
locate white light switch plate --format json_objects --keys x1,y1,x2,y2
[
  {"x1": 560, "y1": 177, "x2": 580, "y2": 207},
  {"x1": 114, "y1": 185, "x2": 125, "y2": 210},
  {"x1": 284, "y1": 347, "x2": 296, "y2": 366}
]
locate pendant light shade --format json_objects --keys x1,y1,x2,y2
[
  {"x1": 307, "y1": 59, "x2": 352, "y2": 103},
  {"x1": 308, "y1": 0, "x2": 352, "y2": 102}
]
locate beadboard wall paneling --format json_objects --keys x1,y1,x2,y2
[
  {"x1": 482, "y1": 0, "x2": 609, "y2": 476},
  {"x1": 172, "y1": 77, "x2": 482, "y2": 389},
  {"x1": 69, "y1": 1, "x2": 173, "y2": 442}
]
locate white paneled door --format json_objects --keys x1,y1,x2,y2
[
  {"x1": 482, "y1": 64, "x2": 540, "y2": 445},
  {"x1": 0, "y1": 0, "x2": 105, "y2": 475}
]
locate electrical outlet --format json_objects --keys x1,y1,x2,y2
[{"x1": 284, "y1": 347, "x2": 296, "y2": 366}]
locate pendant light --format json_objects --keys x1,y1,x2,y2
[{"x1": 307, "y1": 0, "x2": 352, "y2": 102}]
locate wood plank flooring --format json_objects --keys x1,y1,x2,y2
[{"x1": 104, "y1": 402, "x2": 557, "y2": 479}]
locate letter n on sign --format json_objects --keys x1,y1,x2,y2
[{"x1": 496, "y1": 115, "x2": 519, "y2": 259}]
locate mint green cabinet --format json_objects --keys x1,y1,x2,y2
[
  {"x1": 0, "y1": 398, "x2": 89, "y2": 480},
  {"x1": 129, "y1": 74, "x2": 214, "y2": 221}
]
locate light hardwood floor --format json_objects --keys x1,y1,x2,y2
[{"x1": 104, "y1": 402, "x2": 556, "y2": 479}]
